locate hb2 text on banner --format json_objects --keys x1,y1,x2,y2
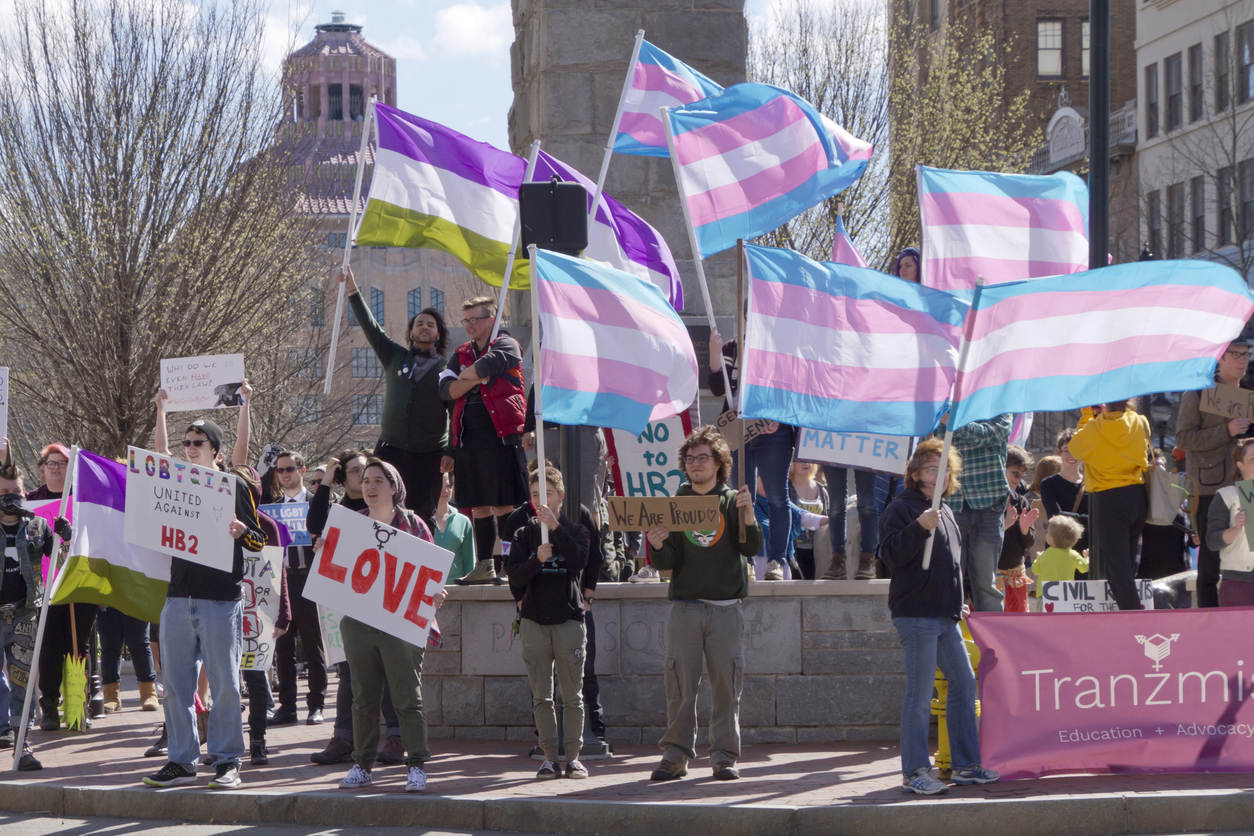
[{"x1": 123, "y1": 446, "x2": 235, "y2": 571}]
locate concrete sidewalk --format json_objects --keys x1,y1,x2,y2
[{"x1": 3, "y1": 682, "x2": 1254, "y2": 836}]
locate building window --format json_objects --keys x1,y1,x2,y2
[
  {"x1": 1037, "y1": 21, "x2": 1063, "y2": 77},
  {"x1": 352, "y1": 394, "x2": 383, "y2": 426},
  {"x1": 327, "y1": 232, "x2": 347, "y2": 248},
  {"x1": 1240, "y1": 159, "x2": 1254, "y2": 240},
  {"x1": 308, "y1": 288, "x2": 324, "y2": 327},
  {"x1": 293, "y1": 348, "x2": 325, "y2": 379},
  {"x1": 1189, "y1": 44, "x2": 1203, "y2": 122},
  {"x1": 351, "y1": 347, "x2": 382, "y2": 379},
  {"x1": 430, "y1": 287, "x2": 445, "y2": 316},
  {"x1": 1147, "y1": 190, "x2": 1162, "y2": 257},
  {"x1": 1220, "y1": 167, "x2": 1235, "y2": 245},
  {"x1": 1081, "y1": 20, "x2": 1090, "y2": 79},
  {"x1": 1218, "y1": 32, "x2": 1232, "y2": 112},
  {"x1": 1145, "y1": 63, "x2": 1159, "y2": 139},
  {"x1": 407, "y1": 288, "x2": 422, "y2": 320},
  {"x1": 1164, "y1": 54, "x2": 1183, "y2": 131},
  {"x1": 1166, "y1": 183, "x2": 1185, "y2": 258},
  {"x1": 1191, "y1": 175, "x2": 1206, "y2": 253},
  {"x1": 371, "y1": 287, "x2": 385, "y2": 324},
  {"x1": 1241, "y1": 23, "x2": 1254, "y2": 104}
]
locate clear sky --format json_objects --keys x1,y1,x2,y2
[{"x1": 267, "y1": 1, "x2": 773, "y2": 152}]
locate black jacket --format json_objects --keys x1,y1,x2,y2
[
  {"x1": 507, "y1": 513, "x2": 590, "y2": 625},
  {"x1": 879, "y1": 487, "x2": 964, "y2": 620},
  {"x1": 168, "y1": 474, "x2": 267, "y2": 602},
  {"x1": 998, "y1": 489, "x2": 1036, "y2": 571}
]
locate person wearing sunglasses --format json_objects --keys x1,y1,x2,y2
[{"x1": 439, "y1": 294, "x2": 527, "y2": 584}]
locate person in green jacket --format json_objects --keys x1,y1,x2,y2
[
  {"x1": 432, "y1": 473, "x2": 476, "y2": 581},
  {"x1": 645, "y1": 425, "x2": 761, "y2": 783},
  {"x1": 342, "y1": 266, "x2": 453, "y2": 527}
]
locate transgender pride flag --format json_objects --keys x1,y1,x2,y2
[
  {"x1": 918, "y1": 166, "x2": 1089, "y2": 291},
  {"x1": 740, "y1": 244, "x2": 968, "y2": 436},
  {"x1": 532, "y1": 249, "x2": 697, "y2": 435},
  {"x1": 613, "y1": 39, "x2": 725, "y2": 158},
  {"x1": 667, "y1": 84, "x2": 873, "y2": 258}
]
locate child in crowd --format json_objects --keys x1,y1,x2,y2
[
  {"x1": 996, "y1": 446, "x2": 1039, "y2": 612},
  {"x1": 1032, "y1": 516, "x2": 1090, "y2": 607},
  {"x1": 788, "y1": 462, "x2": 829, "y2": 580}
]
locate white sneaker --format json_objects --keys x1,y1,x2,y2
[
  {"x1": 455, "y1": 559, "x2": 498, "y2": 585},
  {"x1": 764, "y1": 560, "x2": 785, "y2": 581},
  {"x1": 338, "y1": 764, "x2": 372, "y2": 789},
  {"x1": 405, "y1": 766, "x2": 427, "y2": 792},
  {"x1": 629, "y1": 565, "x2": 660, "y2": 582}
]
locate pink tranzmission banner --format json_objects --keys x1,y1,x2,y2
[{"x1": 968, "y1": 609, "x2": 1254, "y2": 779}]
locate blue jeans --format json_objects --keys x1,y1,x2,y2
[
  {"x1": 0, "y1": 609, "x2": 36, "y2": 733},
  {"x1": 893, "y1": 616, "x2": 980, "y2": 776},
  {"x1": 951, "y1": 503, "x2": 1005, "y2": 613},
  {"x1": 746, "y1": 427, "x2": 794, "y2": 562},
  {"x1": 0, "y1": 653, "x2": 9, "y2": 734},
  {"x1": 823, "y1": 467, "x2": 880, "y2": 555},
  {"x1": 160, "y1": 597, "x2": 245, "y2": 772}
]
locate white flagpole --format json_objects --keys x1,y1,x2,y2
[
  {"x1": 490, "y1": 140, "x2": 543, "y2": 344},
  {"x1": 14, "y1": 446, "x2": 78, "y2": 769},
  {"x1": 661, "y1": 105, "x2": 734, "y2": 424},
  {"x1": 323, "y1": 97, "x2": 377, "y2": 395},
  {"x1": 527, "y1": 244, "x2": 549, "y2": 546},
  {"x1": 588, "y1": 29, "x2": 645, "y2": 225},
  {"x1": 921, "y1": 276, "x2": 986, "y2": 571}
]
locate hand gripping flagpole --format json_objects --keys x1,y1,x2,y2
[
  {"x1": 921, "y1": 276, "x2": 985, "y2": 571},
  {"x1": 490, "y1": 141, "x2": 543, "y2": 344},
  {"x1": 324, "y1": 97, "x2": 377, "y2": 395},
  {"x1": 661, "y1": 106, "x2": 735, "y2": 426},
  {"x1": 527, "y1": 244, "x2": 549, "y2": 546},
  {"x1": 587, "y1": 29, "x2": 645, "y2": 225}
]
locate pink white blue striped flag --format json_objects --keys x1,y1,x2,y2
[
  {"x1": 668, "y1": 84, "x2": 873, "y2": 258},
  {"x1": 948, "y1": 260, "x2": 1254, "y2": 429},
  {"x1": 740, "y1": 244, "x2": 969, "y2": 436},
  {"x1": 831, "y1": 214, "x2": 867, "y2": 268},
  {"x1": 918, "y1": 165, "x2": 1089, "y2": 292},
  {"x1": 613, "y1": 39, "x2": 725, "y2": 158},
  {"x1": 533, "y1": 249, "x2": 698, "y2": 435}
]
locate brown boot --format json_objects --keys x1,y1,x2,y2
[
  {"x1": 855, "y1": 551, "x2": 877, "y2": 579},
  {"x1": 821, "y1": 553, "x2": 847, "y2": 580},
  {"x1": 102, "y1": 683, "x2": 121, "y2": 713},
  {"x1": 138, "y1": 681, "x2": 160, "y2": 711}
]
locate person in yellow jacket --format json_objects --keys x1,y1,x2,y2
[{"x1": 1067, "y1": 401, "x2": 1151, "y2": 610}]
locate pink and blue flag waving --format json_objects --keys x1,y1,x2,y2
[
  {"x1": 948, "y1": 259, "x2": 1254, "y2": 429},
  {"x1": 739, "y1": 244, "x2": 968, "y2": 436},
  {"x1": 532, "y1": 150, "x2": 684, "y2": 310},
  {"x1": 667, "y1": 83, "x2": 873, "y2": 258},
  {"x1": 532, "y1": 248, "x2": 698, "y2": 436},
  {"x1": 918, "y1": 165, "x2": 1089, "y2": 292},
  {"x1": 613, "y1": 39, "x2": 725, "y2": 158},
  {"x1": 831, "y1": 214, "x2": 867, "y2": 268}
]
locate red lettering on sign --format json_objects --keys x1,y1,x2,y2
[
  {"x1": 351, "y1": 548, "x2": 380, "y2": 594},
  {"x1": 382, "y1": 552, "x2": 415, "y2": 614},
  {"x1": 403, "y1": 565, "x2": 445, "y2": 629},
  {"x1": 161, "y1": 526, "x2": 175, "y2": 549},
  {"x1": 317, "y1": 526, "x2": 347, "y2": 582}
]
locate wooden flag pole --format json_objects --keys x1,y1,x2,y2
[
  {"x1": 490, "y1": 140, "x2": 543, "y2": 344},
  {"x1": 527, "y1": 244, "x2": 549, "y2": 546},
  {"x1": 588, "y1": 29, "x2": 645, "y2": 224}
]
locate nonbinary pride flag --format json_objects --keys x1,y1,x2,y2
[
  {"x1": 668, "y1": 83, "x2": 873, "y2": 258},
  {"x1": 614, "y1": 39, "x2": 725, "y2": 158},
  {"x1": 54, "y1": 449, "x2": 170, "y2": 623},
  {"x1": 533, "y1": 248, "x2": 698, "y2": 435},
  {"x1": 356, "y1": 104, "x2": 529, "y2": 288},
  {"x1": 918, "y1": 165, "x2": 1089, "y2": 291},
  {"x1": 740, "y1": 244, "x2": 968, "y2": 436},
  {"x1": 948, "y1": 259, "x2": 1254, "y2": 429}
]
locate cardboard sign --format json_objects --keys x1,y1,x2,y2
[
  {"x1": 1039, "y1": 580, "x2": 1155, "y2": 613},
  {"x1": 240, "y1": 546, "x2": 282, "y2": 671},
  {"x1": 320, "y1": 605, "x2": 346, "y2": 666},
  {"x1": 605, "y1": 412, "x2": 694, "y2": 498},
  {"x1": 1235, "y1": 478, "x2": 1254, "y2": 551},
  {"x1": 1199, "y1": 383, "x2": 1254, "y2": 421},
  {"x1": 260, "y1": 502, "x2": 312, "y2": 547},
  {"x1": 606, "y1": 495, "x2": 722, "y2": 531},
  {"x1": 302, "y1": 504, "x2": 453, "y2": 647},
  {"x1": 795, "y1": 427, "x2": 914, "y2": 473},
  {"x1": 160, "y1": 354, "x2": 246, "y2": 412},
  {"x1": 123, "y1": 445, "x2": 235, "y2": 571},
  {"x1": 715, "y1": 409, "x2": 771, "y2": 446},
  {"x1": 0, "y1": 367, "x2": 8, "y2": 442}
]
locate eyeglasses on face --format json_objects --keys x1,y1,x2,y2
[
  {"x1": 1225, "y1": 350, "x2": 1251, "y2": 360},
  {"x1": 181, "y1": 439, "x2": 208, "y2": 448},
  {"x1": 683, "y1": 454, "x2": 713, "y2": 466},
  {"x1": 461, "y1": 314, "x2": 489, "y2": 327},
  {"x1": 274, "y1": 466, "x2": 300, "y2": 474},
  {"x1": 43, "y1": 460, "x2": 68, "y2": 469}
]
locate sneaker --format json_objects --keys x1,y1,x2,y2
[
  {"x1": 405, "y1": 766, "x2": 427, "y2": 792},
  {"x1": 208, "y1": 762, "x2": 241, "y2": 789},
  {"x1": 0, "y1": 728, "x2": 14, "y2": 750},
  {"x1": 144, "y1": 725, "x2": 169, "y2": 758},
  {"x1": 311, "y1": 735, "x2": 355, "y2": 765},
  {"x1": 649, "y1": 758, "x2": 688, "y2": 781},
  {"x1": 339, "y1": 764, "x2": 372, "y2": 789},
  {"x1": 143, "y1": 762, "x2": 197, "y2": 788},
  {"x1": 901, "y1": 766, "x2": 949, "y2": 795},
  {"x1": 18, "y1": 744, "x2": 41, "y2": 772},
  {"x1": 454, "y1": 559, "x2": 498, "y2": 585},
  {"x1": 536, "y1": 760, "x2": 559, "y2": 780},
  {"x1": 565, "y1": 759, "x2": 588, "y2": 779},
  {"x1": 377, "y1": 735, "x2": 405, "y2": 765},
  {"x1": 764, "y1": 560, "x2": 785, "y2": 581},
  {"x1": 952, "y1": 765, "x2": 1000, "y2": 785},
  {"x1": 629, "y1": 565, "x2": 660, "y2": 582},
  {"x1": 250, "y1": 736, "x2": 269, "y2": 766}
]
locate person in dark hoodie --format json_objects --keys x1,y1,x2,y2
[
  {"x1": 646, "y1": 426, "x2": 761, "y2": 783},
  {"x1": 508, "y1": 463, "x2": 591, "y2": 780},
  {"x1": 880, "y1": 437, "x2": 998, "y2": 796}
]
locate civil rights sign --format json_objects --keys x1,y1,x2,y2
[
  {"x1": 160, "y1": 354, "x2": 246, "y2": 412},
  {"x1": 302, "y1": 505, "x2": 453, "y2": 647},
  {"x1": 123, "y1": 446, "x2": 235, "y2": 571}
]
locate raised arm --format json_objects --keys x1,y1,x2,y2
[
  {"x1": 153, "y1": 389, "x2": 170, "y2": 456},
  {"x1": 232, "y1": 379, "x2": 252, "y2": 467}
]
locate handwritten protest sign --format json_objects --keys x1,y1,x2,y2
[
  {"x1": 302, "y1": 505, "x2": 453, "y2": 647},
  {"x1": 123, "y1": 446, "x2": 235, "y2": 571},
  {"x1": 606, "y1": 495, "x2": 722, "y2": 531},
  {"x1": 160, "y1": 354, "x2": 246, "y2": 412},
  {"x1": 795, "y1": 427, "x2": 914, "y2": 473},
  {"x1": 605, "y1": 412, "x2": 694, "y2": 498},
  {"x1": 241, "y1": 546, "x2": 282, "y2": 670},
  {"x1": 0, "y1": 367, "x2": 7, "y2": 442},
  {"x1": 1235, "y1": 478, "x2": 1254, "y2": 550},
  {"x1": 1199, "y1": 383, "x2": 1254, "y2": 421},
  {"x1": 260, "y1": 502, "x2": 311, "y2": 547},
  {"x1": 1039, "y1": 579, "x2": 1155, "y2": 612},
  {"x1": 321, "y1": 606, "x2": 346, "y2": 666},
  {"x1": 715, "y1": 409, "x2": 771, "y2": 447}
]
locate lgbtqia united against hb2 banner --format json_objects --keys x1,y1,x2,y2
[{"x1": 969, "y1": 609, "x2": 1254, "y2": 779}]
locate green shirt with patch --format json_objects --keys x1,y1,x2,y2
[{"x1": 651, "y1": 482, "x2": 762, "y2": 601}]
